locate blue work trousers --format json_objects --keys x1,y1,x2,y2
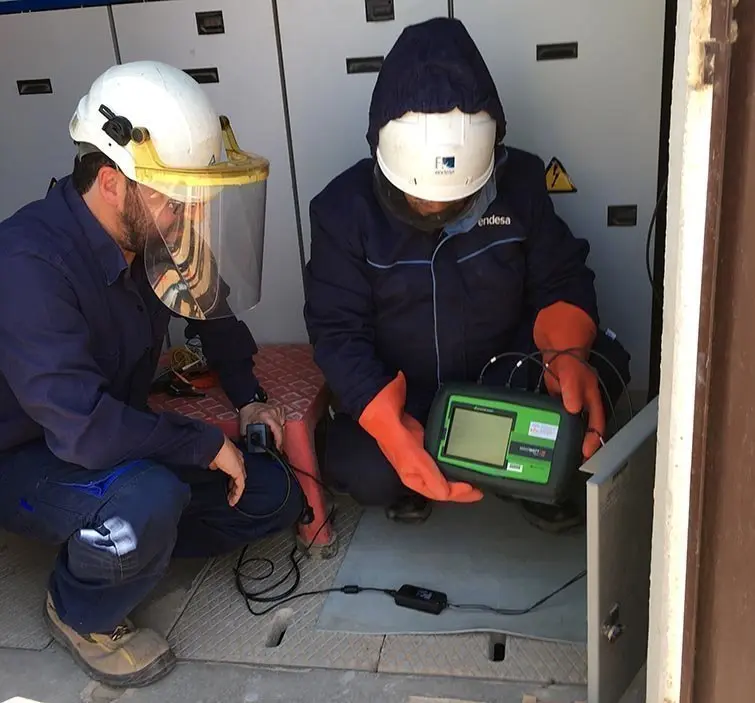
[{"x1": 0, "y1": 440, "x2": 303, "y2": 635}]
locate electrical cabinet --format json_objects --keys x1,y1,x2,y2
[
  {"x1": 0, "y1": 6, "x2": 117, "y2": 220},
  {"x1": 111, "y1": 0, "x2": 307, "y2": 344},
  {"x1": 0, "y1": 0, "x2": 128, "y2": 15},
  {"x1": 454, "y1": 0, "x2": 665, "y2": 394},
  {"x1": 278, "y1": 0, "x2": 449, "y2": 260}
]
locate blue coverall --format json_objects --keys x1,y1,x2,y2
[{"x1": 0, "y1": 177, "x2": 302, "y2": 634}]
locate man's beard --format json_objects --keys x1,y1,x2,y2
[{"x1": 118, "y1": 182, "x2": 157, "y2": 254}]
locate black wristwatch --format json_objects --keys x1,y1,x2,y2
[{"x1": 239, "y1": 384, "x2": 268, "y2": 410}]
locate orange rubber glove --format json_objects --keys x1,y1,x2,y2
[
  {"x1": 359, "y1": 372, "x2": 483, "y2": 503},
  {"x1": 533, "y1": 302, "x2": 606, "y2": 459}
]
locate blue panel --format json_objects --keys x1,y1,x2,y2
[{"x1": 0, "y1": 0, "x2": 135, "y2": 16}]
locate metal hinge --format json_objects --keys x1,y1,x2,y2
[{"x1": 698, "y1": 0, "x2": 738, "y2": 87}]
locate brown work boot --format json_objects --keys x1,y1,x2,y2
[{"x1": 43, "y1": 592, "x2": 176, "y2": 688}]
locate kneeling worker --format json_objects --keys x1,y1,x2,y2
[
  {"x1": 0, "y1": 61, "x2": 303, "y2": 687},
  {"x1": 304, "y1": 18, "x2": 630, "y2": 529}
]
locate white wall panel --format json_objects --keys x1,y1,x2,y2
[
  {"x1": 278, "y1": 0, "x2": 449, "y2": 259},
  {"x1": 113, "y1": 0, "x2": 306, "y2": 344},
  {"x1": 0, "y1": 7, "x2": 117, "y2": 220},
  {"x1": 454, "y1": 0, "x2": 665, "y2": 392}
]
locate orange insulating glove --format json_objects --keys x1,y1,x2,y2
[
  {"x1": 533, "y1": 302, "x2": 606, "y2": 459},
  {"x1": 359, "y1": 372, "x2": 483, "y2": 503}
]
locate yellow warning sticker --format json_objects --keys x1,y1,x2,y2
[{"x1": 545, "y1": 157, "x2": 577, "y2": 193}]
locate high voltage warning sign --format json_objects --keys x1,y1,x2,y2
[{"x1": 545, "y1": 157, "x2": 577, "y2": 193}]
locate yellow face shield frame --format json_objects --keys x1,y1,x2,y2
[{"x1": 129, "y1": 115, "x2": 269, "y2": 191}]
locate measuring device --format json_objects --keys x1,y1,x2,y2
[{"x1": 424, "y1": 383, "x2": 585, "y2": 505}]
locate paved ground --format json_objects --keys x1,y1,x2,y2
[
  {"x1": 0, "y1": 501, "x2": 648, "y2": 703},
  {"x1": 0, "y1": 645, "x2": 592, "y2": 703}
]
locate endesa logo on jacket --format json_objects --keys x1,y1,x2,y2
[{"x1": 477, "y1": 214, "x2": 512, "y2": 227}]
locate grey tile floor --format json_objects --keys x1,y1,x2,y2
[{"x1": 0, "y1": 498, "x2": 647, "y2": 702}]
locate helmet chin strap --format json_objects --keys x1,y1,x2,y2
[
  {"x1": 373, "y1": 165, "x2": 476, "y2": 232},
  {"x1": 373, "y1": 163, "x2": 501, "y2": 234},
  {"x1": 372, "y1": 146, "x2": 507, "y2": 235}
]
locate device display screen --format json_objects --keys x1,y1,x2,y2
[{"x1": 444, "y1": 407, "x2": 513, "y2": 468}]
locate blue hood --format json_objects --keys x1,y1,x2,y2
[{"x1": 366, "y1": 17, "x2": 507, "y2": 156}]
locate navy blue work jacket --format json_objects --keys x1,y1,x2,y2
[
  {"x1": 304, "y1": 17, "x2": 599, "y2": 422},
  {"x1": 0, "y1": 177, "x2": 260, "y2": 470},
  {"x1": 304, "y1": 149, "x2": 599, "y2": 422}
]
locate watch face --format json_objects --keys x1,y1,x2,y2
[{"x1": 255, "y1": 386, "x2": 268, "y2": 403}]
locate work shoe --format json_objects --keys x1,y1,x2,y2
[
  {"x1": 43, "y1": 592, "x2": 176, "y2": 688},
  {"x1": 385, "y1": 495, "x2": 432, "y2": 524},
  {"x1": 518, "y1": 499, "x2": 585, "y2": 534}
]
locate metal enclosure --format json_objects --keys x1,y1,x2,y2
[
  {"x1": 584, "y1": 397, "x2": 658, "y2": 703},
  {"x1": 111, "y1": 0, "x2": 306, "y2": 344},
  {"x1": 0, "y1": 6, "x2": 664, "y2": 695},
  {"x1": 0, "y1": 7, "x2": 116, "y2": 218},
  {"x1": 277, "y1": 0, "x2": 449, "y2": 259},
  {"x1": 453, "y1": 0, "x2": 666, "y2": 394},
  {"x1": 0, "y1": 0, "x2": 667, "y2": 382}
]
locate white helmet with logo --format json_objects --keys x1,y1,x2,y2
[
  {"x1": 69, "y1": 60, "x2": 270, "y2": 321},
  {"x1": 376, "y1": 108, "x2": 497, "y2": 203}
]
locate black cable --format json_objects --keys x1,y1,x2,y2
[
  {"x1": 232, "y1": 444, "x2": 350, "y2": 617},
  {"x1": 232, "y1": 432, "x2": 590, "y2": 620},
  {"x1": 538, "y1": 345, "x2": 634, "y2": 427},
  {"x1": 646, "y1": 176, "x2": 668, "y2": 308},
  {"x1": 234, "y1": 506, "x2": 333, "y2": 617},
  {"x1": 478, "y1": 342, "x2": 632, "y2": 434},
  {"x1": 534, "y1": 347, "x2": 620, "y2": 434},
  {"x1": 231, "y1": 446, "x2": 294, "y2": 521},
  {"x1": 500, "y1": 347, "x2": 618, "y2": 431},
  {"x1": 238, "y1": 584, "x2": 398, "y2": 616},
  {"x1": 576, "y1": 347, "x2": 634, "y2": 419},
  {"x1": 477, "y1": 351, "x2": 538, "y2": 384},
  {"x1": 448, "y1": 568, "x2": 587, "y2": 616}
]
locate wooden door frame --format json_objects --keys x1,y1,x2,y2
[
  {"x1": 678, "y1": 0, "x2": 734, "y2": 700},
  {"x1": 678, "y1": 0, "x2": 755, "y2": 700}
]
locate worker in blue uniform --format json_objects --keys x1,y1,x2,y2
[
  {"x1": 304, "y1": 17, "x2": 631, "y2": 528},
  {"x1": 0, "y1": 61, "x2": 303, "y2": 688}
]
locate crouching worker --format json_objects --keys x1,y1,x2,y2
[
  {"x1": 304, "y1": 18, "x2": 630, "y2": 530},
  {"x1": 0, "y1": 61, "x2": 303, "y2": 688}
]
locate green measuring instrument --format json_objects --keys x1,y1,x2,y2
[{"x1": 424, "y1": 383, "x2": 585, "y2": 505}]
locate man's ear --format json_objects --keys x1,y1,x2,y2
[{"x1": 96, "y1": 165, "x2": 125, "y2": 208}]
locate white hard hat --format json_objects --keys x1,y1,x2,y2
[
  {"x1": 68, "y1": 60, "x2": 272, "y2": 322},
  {"x1": 376, "y1": 108, "x2": 497, "y2": 202},
  {"x1": 69, "y1": 60, "x2": 222, "y2": 188}
]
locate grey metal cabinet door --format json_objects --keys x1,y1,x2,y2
[
  {"x1": 584, "y1": 397, "x2": 658, "y2": 703},
  {"x1": 278, "y1": 0, "x2": 449, "y2": 260},
  {"x1": 112, "y1": 0, "x2": 306, "y2": 344},
  {"x1": 0, "y1": 7, "x2": 117, "y2": 220},
  {"x1": 453, "y1": 1, "x2": 666, "y2": 394}
]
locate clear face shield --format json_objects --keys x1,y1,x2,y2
[
  {"x1": 372, "y1": 164, "x2": 477, "y2": 232},
  {"x1": 130, "y1": 116, "x2": 269, "y2": 320}
]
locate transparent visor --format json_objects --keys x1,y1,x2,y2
[
  {"x1": 140, "y1": 180, "x2": 267, "y2": 320},
  {"x1": 129, "y1": 116, "x2": 269, "y2": 320},
  {"x1": 372, "y1": 164, "x2": 477, "y2": 232}
]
